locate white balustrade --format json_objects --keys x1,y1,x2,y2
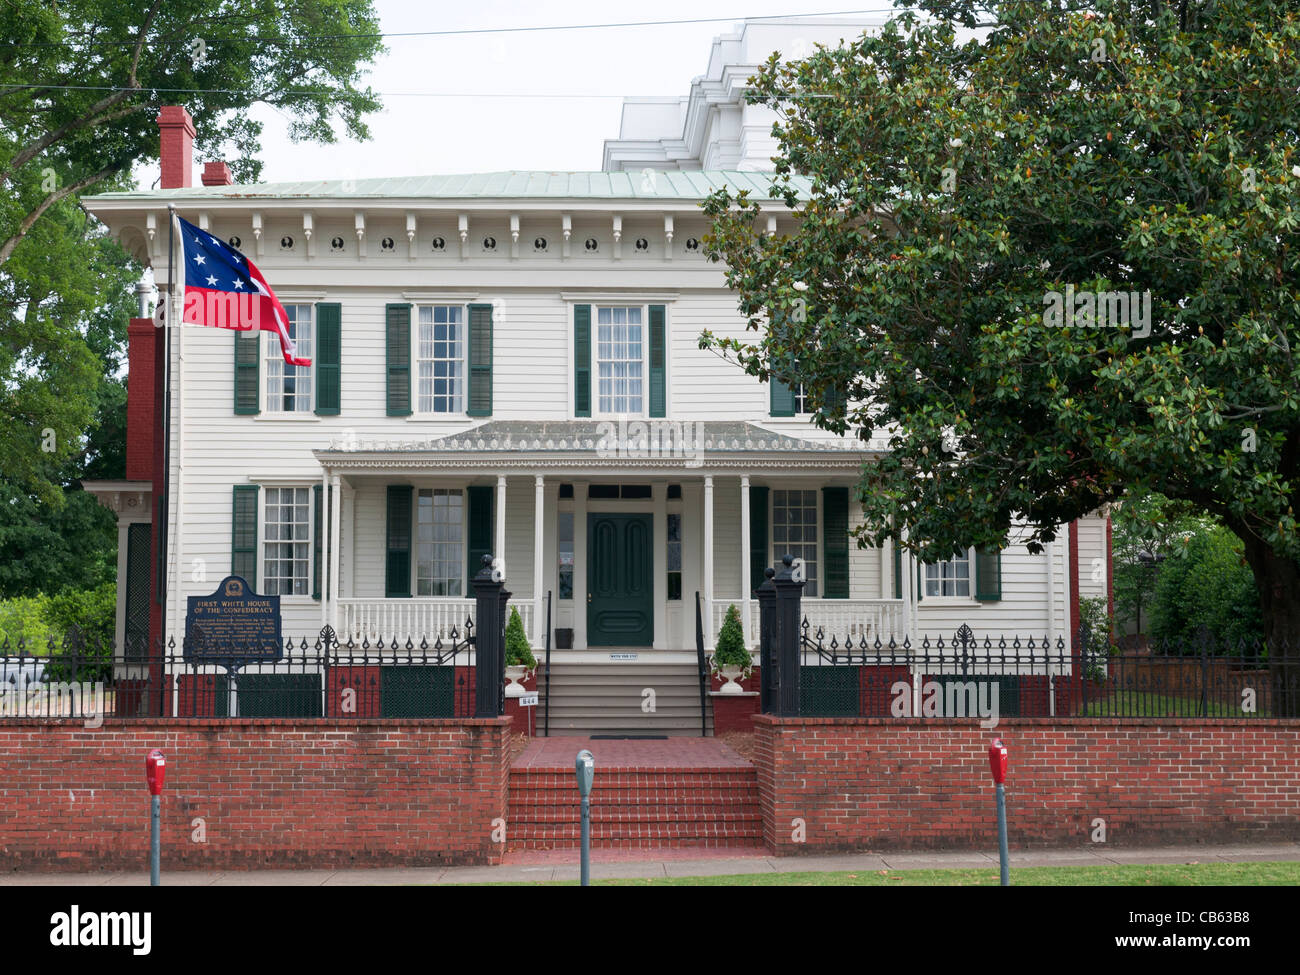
[
  {"x1": 337, "y1": 598, "x2": 538, "y2": 648},
  {"x1": 712, "y1": 598, "x2": 906, "y2": 649}
]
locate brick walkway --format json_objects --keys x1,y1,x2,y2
[{"x1": 511, "y1": 736, "x2": 752, "y2": 770}]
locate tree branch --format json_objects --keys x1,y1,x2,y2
[{"x1": 0, "y1": 164, "x2": 121, "y2": 266}]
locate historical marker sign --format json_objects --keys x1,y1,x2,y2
[{"x1": 185, "y1": 576, "x2": 283, "y2": 663}]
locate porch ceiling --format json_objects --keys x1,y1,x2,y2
[{"x1": 314, "y1": 420, "x2": 886, "y2": 473}]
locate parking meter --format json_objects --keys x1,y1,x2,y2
[
  {"x1": 145, "y1": 749, "x2": 165, "y2": 886},
  {"x1": 146, "y1": 750, "x2": 166, "y2": 795},
  {"x1": 576, "y1": 750, "x2": 594, "y2": 886},
  {"x1": 988, "y1": 738, "x2": 1007, "y2": 785},
  {"x1": 988, "y1": 738, "x2": 1009, "y2": 886}
]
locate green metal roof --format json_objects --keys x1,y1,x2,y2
[{"x1": 88, "y1": 170, "x2": 810, "y2": 202}]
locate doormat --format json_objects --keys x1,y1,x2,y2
[{"x1": 588, "y1": 735, "x2": 669, "y2": 740}]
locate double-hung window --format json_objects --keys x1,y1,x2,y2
[
  {"x1": 416, "y1": 305, "x2": 465, "y2": 414},
  {"x1": 772, "y1": 489, "x2": 818, "y2": 597},
  {"x1": 415, "y1": 488, "x2": 464, "y2": 596},
  {"x1": 266, "y1": 304, "x2": 313, "y2": 412},
  {"x1": 595, "y1": 306, "x2": 644, "y2": 415},
  {"x1": 924, "y1": 550, "x2": 972, "y2": 597},
  {"x1": 263, "y1": 487, "x2": 312, "y2": 595}
]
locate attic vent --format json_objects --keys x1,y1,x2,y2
[
  {"x1": 431, "y1": 236, "x2": 446, "y2": 251},
  {"x1": 635, "y1": 237, "x2": 649, "y2": 251},
  {"x1": 584, "y1": 237, "x2": 598, "y2": 251},
  {"x1": 483, "y1": 236, "x2": 497, "y2": 250},
  {"x1": 685, "y1": 237, "x2": 700, "y2": 252},
  {"x1": 381, "y1": 236, "x2": 395, "y2": 251},
  {"x1": 330, "y1": 236, "x2": 344, "y2": 251},
  {"x1": 279, "y1": 235, "x2": 294, "y2": 250},
  {"x1": 534, "y1": 236, "x2": 547, "y2": 251},
  {"x1": 228, "y1": 235, "x2": 241, "y2": 249}
]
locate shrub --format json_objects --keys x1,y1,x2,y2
[
  {"x1": 711, "y1": 604, "x2": 751, "y2": 672},
  {"x1": 0, "y1": 594, "x2": 54, "y2": 651},
  {"x1": 1148, "y1": 527, "x2": 1263, "y2": 650},
  {"x1": 504, "y1": 606, "x2": 537, "y2": 669}
]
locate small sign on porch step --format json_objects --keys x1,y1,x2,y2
[
  {"x1": 608, "y1": 653, "x2": 639, "y2": 661},
  {"x1": 518, "y1": 692, "x2": 539, "y2": 707}
]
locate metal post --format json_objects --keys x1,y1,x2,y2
[
  {"x1": 995, "y1": 782, "x2": 1009, "y2": 887},
  {"x1": 150, "y1": 794, "x2": 161, "y2": 886},
  {"x1": 772, "y1": 555, "x2": 806, "y2": 717},
  {"x1": 472, "y1": 555, "x2": 510, "y2": 718},
  {"x1": 576, "y1": 749, "x2": 594, "y2": 887},
  {"x1": 755, "y1": 568, "x2": 777, "y2": 714}
]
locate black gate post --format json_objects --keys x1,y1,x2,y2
[
  {"x1": 472, "y1": 555, "x2": 511, "y2": 718},
  {"x1": 756, "y1": 567, "x2": 777, "y2": 714},
  {"x1": 773, "y1": 554, "x2": 806, "y2": 717}
]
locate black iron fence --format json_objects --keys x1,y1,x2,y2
[
  {"x1": 0, "y1": 624, "x2": 475, "y2": 721},
  {"x1": 796, "y1": 621, "x2": 1300, "y2": 720}
]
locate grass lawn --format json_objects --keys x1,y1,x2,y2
[
  {"x1": 1078, "y1": 690, "x2": 1254, "y2": 718},
  {"x1": 489, "y1": 861, "x2": 1300, "y2": 886}
]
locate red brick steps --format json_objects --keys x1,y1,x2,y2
[{"x1": 508, "y1": 738, "x2": 763, "y2": 850}]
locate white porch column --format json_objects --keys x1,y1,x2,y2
[
  {"x1": 330, "y1": 473, "x2": 342, "y2": 636},
  {"x1": 740, "y1": 475, "x2": 751, "y2": 647},
  {"x1": 573, "y1": 481, "x2": 588, "y2": 648},
  {"x1": 533, "y1": 475, "x2": 545, "y2": 645},
  {"x1": 495, "y1": 475, "x2": 507, "y2": 570},
  {"x1": 704, "y1": 475, "x2": 714, "y2": 649},
  {"x1": 881, "y1": 536, "x2": 891, "y2": 600},
  {"x1": 652, "y1": 481, "x2": 667, "y2": 649},
  {"x1": 320, "y1": 467, "x2": 329, "y2": 628}
]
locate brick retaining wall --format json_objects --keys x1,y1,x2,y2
[
  {"x1": 0, "y1": 718, "x2": 510, "y2": 872},
  {"x1": 754, "y1": 716, "x2": 1300, "y2": 853}
]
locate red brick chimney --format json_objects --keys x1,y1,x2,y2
[
  {"x1": 157, "y1": 105, "x2": 195, "y2": 189},
  {"x1": 201, "y1": 161, "x2": 234, "y2": 186}
]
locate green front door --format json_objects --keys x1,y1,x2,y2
[{"x1": 587, "y1": 513, "x2": 654, "y2": 646}]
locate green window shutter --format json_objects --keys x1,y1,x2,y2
[
  {"x1": 312, "y1": 485, "x2": 323, "y2": 601},
  {"x1": 233, "y1": 330, "x2": 260, "y2": 415},
  {"x1": 824, "y1": 384, "x2": 846, "y2": 416},
  {"x1": 749, "y1": 485, "x2": 769, "y2": 592},
  {"x1": 467, "y1": 303, "x2": 493, "y2": 416},
  {"x1": 385, "y1": 485, "x2": 412, "y2": 598},
  {"x1": 231, "y1": 485, "x2": 259, "y2": 589},
  {"x1": 574, "y1": 304, "x2": 591, "y2": 417},
  {"x1": 975, "y1": 547, "x2": 1003, "y2": 601},
  {"x1": 648, "y1": 304, "x2": 666, "y2": 418},
  {"x1": 466, "y1": 485, "x2": 494, "y2": 581},
  {"x1": 822, "y1": 487, "x2": 850, "y2": 599},
  {"x1": 315, "y1": 302, "x2": 341, "y2": 416},
  {"x1": 770, "y1": 377, "x2": 795, "y2": 417},
  {"x1": 386, "y1": 303, "x2": 412, "y2": 416},
  {"x1": 893, "y1": 543, "x2": 902, "y2": 600}
]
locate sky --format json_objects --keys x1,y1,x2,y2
[{"x1": 240, "y1": 1, "x2": 899, "y2": 183}]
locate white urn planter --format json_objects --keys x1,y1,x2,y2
[
  {"x1": 504, "y1": 665, "x2": 530, "y2": 698},
  {"x1": 716, "y1": 666, "x2": 745, "y2": 695}
]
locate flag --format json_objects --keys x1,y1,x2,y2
[{"x1": 173, "y1": 214, "x2": 310, "y2": 366}]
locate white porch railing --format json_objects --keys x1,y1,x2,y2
[
  {"x1": 336, "y1": 598, "x2": 538, "y2": 648},
  {"x1": 711, "y1": 598, "x2": 906, "y2": 649}
]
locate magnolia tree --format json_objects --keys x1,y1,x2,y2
[{"x1": 701, "y1": 0, "x2": 1300, "y2": 694}]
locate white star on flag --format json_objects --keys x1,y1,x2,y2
[
  {"x1": 205, "y1": 274, "x2": 218, "y2": 286},
  {"x1": 193, "y1": 254, "x2": 205, "y2": 265}
]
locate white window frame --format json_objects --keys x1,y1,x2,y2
[
  {"x1": 414, "y1": 304, "x2": 467, "y2": 416},
  {"x1": 923, "y1": 547, "x2": 975, "y2": 599},
  {"x1": 594, "y1": 304, "x2": 647, "y2": 417},
  {"x1": 265, "y1": 304, "x2": 313, "y2": 413},
  {"x1": 771, "y1": 488, "x2": 820, "y2": 598},
  {"x1": 413, "y1": 487, "x2": 466, "y2": 597},
  {"x1": 261, "y1": 486, "x2": 313, "y2": 598}
]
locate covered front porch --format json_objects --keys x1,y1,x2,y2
[{"x1": 311, "y1": 420, "x2": 910, "y2": 651}]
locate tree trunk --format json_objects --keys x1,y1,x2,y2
[{"x1": 1238, "y1": 533, "x2": 1300, "y2": 718}]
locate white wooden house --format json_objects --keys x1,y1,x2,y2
[{"x1": 83, "y1": 19, "x2": 1111, "y2": 679}]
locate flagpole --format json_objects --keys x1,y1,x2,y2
[{"x1": 157, "y1": 204, "x2": 175, "y2": 716}]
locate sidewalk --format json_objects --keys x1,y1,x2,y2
[{"x1": 3, "y1": 843, "x2": 1297, "y2": 885}]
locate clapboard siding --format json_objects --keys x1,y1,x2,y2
[{"x1": 1076, "y1": 514, "x2": 1109, "y2": 600}]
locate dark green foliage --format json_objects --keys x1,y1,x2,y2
[
  {"x1": 1148, "y1": 527, "x2": 1264, "y2": 650},
  {"x1": 712, "y1": 604, "x2": 750, "y2": 670},
  {"x1": 505, "y1": 606, "x2": 536, "y2": 669}
]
